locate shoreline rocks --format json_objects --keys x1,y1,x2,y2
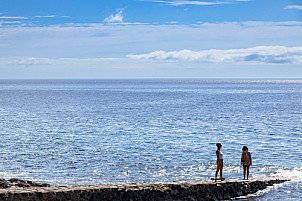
[
  {"x1": 0, "y1": 179, "x2": 288, "y2": 200},
  {"x1": 0, "y1": 178, "x2": 50, "y2": 189}
]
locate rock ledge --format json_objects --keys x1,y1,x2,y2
[{"x1": 0, "y1": 179, "x2": 287, "y2": 201}]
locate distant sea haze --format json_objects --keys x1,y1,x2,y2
[{"x1": 0, "y1": 79, "x2": 301, "y2": 200}]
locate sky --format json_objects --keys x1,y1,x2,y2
[{"x1": 0, "y1": 0, "x2": 302, "y2": 79}]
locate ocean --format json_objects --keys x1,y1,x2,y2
[{"x1": 0, "y1": 79, "x2": 301, "y2": 200}]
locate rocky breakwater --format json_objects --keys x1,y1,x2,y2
[{"x1": 0, "y1": 178, "x2": 287, "y2": 201}]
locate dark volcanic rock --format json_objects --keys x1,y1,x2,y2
[
  {"x1": 0, "y1": 179, "x2": 288, "y2": 201},
  {"x1": 0, "y1": 178, "x2": 10, "y2": 188},
  {"x1": 0, "y1": 178, "x2": 50, "y2": 188}
]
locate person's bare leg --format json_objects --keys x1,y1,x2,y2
[
  {"x1": 220, "y1": 163, "x2": 224, "y2": 181},
  {"x1": 243, "y1": 166, "x2": 246, "y2": 180},
  {"x1": 215, "y1": 167, "x2": 219, "y2": 182}
]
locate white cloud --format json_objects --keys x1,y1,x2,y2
[
  {"x1": 0, "y1": 16, "x2": 28, "y2": 19},
  {"x1": 1, "y1": 21, "x2": 302, "y2": 64},
  {"x1": 1, "y1": 21, "x2": 21, "y2": 24},
  {"x1": 0, "y1": 57, "x2": 55, "y2": 65},
  {"x1": 3, "y1": 46, "x2": 302, "y2": 67},
  {"x1": 104, "y1": 9, "x2": 124, "y2": 23},
  {"x1": 127, "y1": 46, "x2": 302, "y2": 64},
  {"x1": 139, "y1": 0, "x2": 252, "y2": 6},
  {"x1": 146, "y1": 0, "x2": 226, "y2": 6},
  {"x1": 106, "y1": 22, "x2": 150, "y2": 25},
  {"x1": 0, "y1": 57, "x2": 122, "y2": 66},
  {"x1": 35, "y1": 15, "x2": 56, "y2": 18},
  {"x1": 285, "y1": 5, "x2": 302, "y2": 10},
  {"x1": 1, "y1": 20, "x2": 301, "y2": 78}
]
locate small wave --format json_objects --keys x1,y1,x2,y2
[
  {"x1": 269, "y1": 167, "x2": 302, "y2": 182},
  {"x1": 0, "y1": 171, "x2": 31, "y2": 179},
  {"x1": 236, "y1": 167, "x2": 302, "y2": 200}
]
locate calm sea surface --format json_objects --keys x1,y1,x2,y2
[{"x1": 0, "y1": 79, "x2": 301, "y2": 200}]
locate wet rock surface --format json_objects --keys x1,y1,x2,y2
[
  {"x1": 0, "y1": 179, "x2": 288, "y2": 201},
  {"x1": 0, "y1": 178, "x2": 50, "y2": 188}
]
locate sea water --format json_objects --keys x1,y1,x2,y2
[{"x1": 0, "y1": 79, "x2": 301, "y2": 200}]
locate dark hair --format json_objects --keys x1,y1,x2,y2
[
  {"x1": 216, "y1": 143, "x2": 222, "y2": 148},
  {"x1": 242, "y1": 146, "x2": 248, "y2": 151}
]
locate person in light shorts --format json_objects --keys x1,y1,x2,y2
[
  {"x1": 215, "y1": 143, "x2": 225, "y2": 182},
  {"x1": 241, "y1": 146, "x2": 252, "y2": 180}
]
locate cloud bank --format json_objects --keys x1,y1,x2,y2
[
  {"x1": 127, "y1": 46, "x2": 302, "y2": 64},
  {"x1": 0, "y1": 57, "x2": 121, "y2": 66}
]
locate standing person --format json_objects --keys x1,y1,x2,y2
[
  {"x1": 215, "y1": 143, "x2": 225, "y2": 182},
  {"x1": 241, "y1": 146, "x2": 252, "y2": 180}
]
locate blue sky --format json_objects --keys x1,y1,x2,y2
[{"x1": 0, "y1": 0, "x2": 302, "y2": 79}]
